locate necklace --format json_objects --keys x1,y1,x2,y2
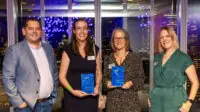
[{"x1": 114, "y1": 51, "x2": 129, "y2": 65}]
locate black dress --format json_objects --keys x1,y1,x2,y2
[{"x1": 62, "y1": 45, "x2": 98, "y2": 112}]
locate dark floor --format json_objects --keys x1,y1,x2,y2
[
  {"x1": 0, "y1": 104, "x2": 200, "y2": 112},
  {"x1": 0, "y1": 107, "x2": 9, "y2": 112}
]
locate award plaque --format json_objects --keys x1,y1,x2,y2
[
  {"x1": 111, "y1": 66, "x2": 124, "y2": 87},
  {"x1": 81, "y1": 73, "x2": 94, "y2": 94}
]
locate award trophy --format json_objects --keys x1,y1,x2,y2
[
  {"x1": 111, "y1": 66, "x2": 124, "y2": 87},
  {"x1": 81, "y1": 73, "x2": 94, "y2": 94}
]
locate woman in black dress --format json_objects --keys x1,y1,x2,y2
[
  {"x1": 103, "y1": 28, "x2": 145, "y2": 112},
  {"x1": 59, "y1": 18, "x2": 102, "y2": 112}
]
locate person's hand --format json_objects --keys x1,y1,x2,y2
[
  {"x1": 122, "y1": 81, "x2": 133, "y2": 89},
  {"x1": 71, "y1": 90, "x2": 89, "y2": 98},
  {"x1": 148, "y1": 98, "x2": 151, "y2": 108},
  {"x1": 179, "y1": 101, "x2": 192, "y2": 112},
  {"x1": 93, "y1": 86, "x2": 99, "y2": 96},
  {"x1": 107, "y1": 81, "x2": 116, "y2": 89},
  {"x1": 18, "y1": 102, "x2": 27, "y2": 108}
]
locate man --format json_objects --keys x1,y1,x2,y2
[{"x1": 2, "y1": 18, "x2": 58, "y2": 112}]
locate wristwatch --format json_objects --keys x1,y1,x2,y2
[{"x1": 187, "y1": 99, "x2": 195, "y2": 104}]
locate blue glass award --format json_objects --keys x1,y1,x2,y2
[
  {"x1": 81, "y1": 73, "x2": 94, "y2": 94},
  {"x1": 111, "y1": 66, "x2": 124, "y2": 87}
]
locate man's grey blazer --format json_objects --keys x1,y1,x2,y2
[{"x1": 2, "y1": 40, "x2": 58, "y2": 109}]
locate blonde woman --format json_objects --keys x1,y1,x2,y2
[{"x1": 149, "y1": 26, "x2": 199, "y2": 112}]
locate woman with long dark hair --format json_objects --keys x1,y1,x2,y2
[{"x1": 59, "y1": 18, "x2": 102, "y2": 112}]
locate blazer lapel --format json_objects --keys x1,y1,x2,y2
[{"x1": 22, "y1": 40, "x2": 40, "y2": 74}]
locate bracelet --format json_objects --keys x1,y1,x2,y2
[
  {"x1": 105, "y1": 80, "x2": 109, "y2": 85},
  {"x1": 67, "y1": 85, "x2": 72, "y2": 91}
]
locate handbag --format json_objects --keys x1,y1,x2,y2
[{"x1": 98, "y1": 93, "x2": 107, "y2": 109}]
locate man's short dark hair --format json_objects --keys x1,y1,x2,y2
[{"x1": 23, "y1": 18, "x2": 42, "y2": 29}]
